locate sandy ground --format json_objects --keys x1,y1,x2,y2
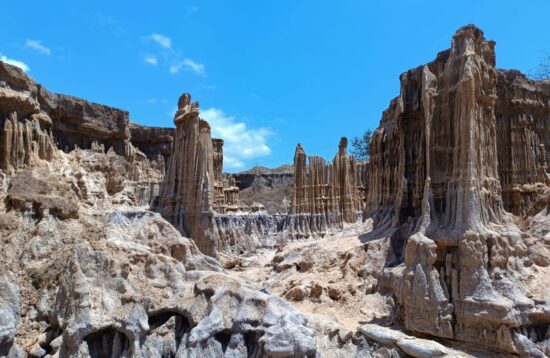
[
  {"x1": 225, "y1": 221, "x2": 395, "y2": 331},
  {"x1": 224, "y1": 223, "x2": 514, "y2": 358}
]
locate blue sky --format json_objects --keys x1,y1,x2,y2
[{"x1": 1, "y1": 1, "x2": 549, "y2": 171}]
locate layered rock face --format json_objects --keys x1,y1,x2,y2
[
  {"x1": 287, "y1": 138, "x2": 367, "y2": 238},
  {"x1": 495, "y1": 70, "x2": 550, "y2": 215},
  {"x1": 0, "y1": 61, "x2": 136, "y2": 161},
  {"x1": 0, "y1": 64, "x2": 57, "y2": 172},
  {"x1": 368, "y1": 25, "x2": 550, "y2": 356},
  {"x1": 128, "y1": 123, "x2": 174, "y2": 168}
]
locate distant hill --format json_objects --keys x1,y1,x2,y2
[{"x1": 231, "y1": 164, "x2": 294, "y2": 214}]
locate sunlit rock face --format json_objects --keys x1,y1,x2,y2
[
  {"x1": 287, "y1": 138, "x2": 367, "y2": 239},
  {"x1": 156, "y1": 93, "x2": 220, "y2": 257},
  {"x1": 495, "y1": 69, "x2": 550, "y2": 215},
  {"x1": 368, "y1": 25, "x2": 550, "y2": 356},
  {"x1": 0, "y1": 71, "x2": 319, "y2": 358}
]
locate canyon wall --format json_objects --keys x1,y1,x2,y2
[
  {"x1": 287, "y1": 138, "x2": 367, "y2": 238},
  {"x1": 495, "y1": 70, "x2": 550, "y2": 215},
  {"x1": 0, "y1": 63, "x2": 319, "y2": 358},
  {"x1": 0, "y1": 61, "x2": 176, "y2": 209},
  {"x1": 232, "y1": 165, "x2": 294, "y2": 214},
  {"x1": 368, "y1": 25, "x2": 550, "y2": 356},
  {"x1": 0, "y1": 60, "x2": 178, "y2": 172}
]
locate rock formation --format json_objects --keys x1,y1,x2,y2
[
  {"x1": 232, "y1": 165, "x2": 294, "y2": 214},
  {"x1": 156, "y1": 95, "x2": 288, "y2": 257},
  {"x1": 128, "y1": 123, "x2": 174, "y2": 170},
  {"x1": 287, "y1": 138, "x2": 367, "y2": 238},
  {"x1": 0, "y1": 62, "x2": 321, "y2": 358},
  {"x1": 0, "y1": 65, "x2": 57, "y2": 173},
  {"x1": 157, "y1": 93, "x2": 220, "y2": 257},
  {"x1": 495, "y1": 70, "x2": 550, "y2": 215},
  {"x1": 212, "y1": 140, "x2": 248, "y2": 213},
  {"x1": 1, "y1": 22, "x2": 549, "y2": 358},
  {"x1": 367, "y1": 25, "x2": 550, "y2": 356}
]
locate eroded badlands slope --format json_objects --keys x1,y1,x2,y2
[{"x1": 0, "y1": 24, "x2": 549, "y2": 358}]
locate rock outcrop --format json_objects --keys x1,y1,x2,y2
[
  {"x1": 367, "y1": 25, "x2": 550, "y2": 356},
  {"x1": 156, "y1": 94, "x2": 288, "y2": 257},
  {"x1": 232, "y1": 165, "x2": 294, "y2": 214},
  {"x1": 128, "y1": 123, "x2": 174, "y2": 168},
  {"x1": 157, "y1": 93, "x2": 220, "y2": 257},
  {"x1": 0, "y1": 60, "x2": 176, "y2": 179},
  {"x1": 495, "y1": 70, "x2": 550, "y2": 215},
  {"x1": 0, "y1": 149, "x2": 318, "y2": 358},
  {"x1": 287, "y1": 138, "x2": 367, "y2": 238},
  {"x1": 0, "y1": 64, "x2": 57, "y2": 173}
]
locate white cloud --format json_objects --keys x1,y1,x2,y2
[
  {"x1": 0, "y1": 54, "x2": 30, "y2": 72},
  {"x1": 168, "y1": 106, "x2": 178, "y2": 118},
  {"x1": 201, "y1": 108, "x2": 272, "y2": 170},
  {"x1": 144, "y1": 55, "x2": 158, "y2": 65},
  {"x1": 25, "y1": 39, "x2": 51, "y2": 55},
  {"x1": 148, "y1": 33, "x2": 172, "y2": 49},
  {"x1": 170, "y1": 58, "x2": 205, "y2": 76}
]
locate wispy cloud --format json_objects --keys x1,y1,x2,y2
[
  {"x1": 170, "y1": 58, "x2": 205, "y2": 76},
  {"x1": 25, "y1": 39, "x2": 51, "y2": 56},
  {"x1": 143, "y1": 32, "x2": 205, "y2": 77},
  {"x1": 147, "y1": 33, "x2": 172, "y2": 49},
  {"x1": 201, "y1": 108, "x2": 272, "y2": 170},
  {"x1": 146, "y1": 97, "x2": 168, "y2": 105},
  {"x1": 168, "y1": 106, "x2": 178, "y2": 118},
  {"x1": 144, "y1": 55, "x2": 158, "y2": 65},
  {"x1": 187, "y1": 6, "x2": 199, "y2": 14},
  {"x1": 0, "y1": 54, "x2": 30, "y2": 72}
]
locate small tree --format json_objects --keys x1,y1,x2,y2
[
  {"x1": 351, "y1": 129, "x2": 373, "y2": 161},
  {"x1": 531, "y1": 54, "x2": 550, "y2": 80}
]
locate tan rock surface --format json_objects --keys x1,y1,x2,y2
[
  {"x1": 366, "y1": 25, "x2": 550, "y2": 356},
  {"x1": 0, "y1": 149, "x2": 320, "y2": 358},
  {"x1": 287, "y1": 138, "x2": 367, "y2": 239}
]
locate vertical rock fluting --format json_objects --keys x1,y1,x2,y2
[
  {"x1": 212, "y1": 138, "x2": 226, "y2": 212},
  {"x1": 495, "y1": 70, "x2": 550, "y2": 215},
  {"x1": 157, "y1": 94, "x2": 219, "y2": 257},
  {"x1": 369, "y1": 25, "x2": 550, "y2": 356},
  {"x1": 0, "y1": 78, "x2": 57, "y2": 173},
  {"x1": 288, "y1": 138, "x2": 365, "y2": 238}
]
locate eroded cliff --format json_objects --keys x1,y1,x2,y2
[{"x1": 366, "y1": 25, "x2": 550, "y2": 356}]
